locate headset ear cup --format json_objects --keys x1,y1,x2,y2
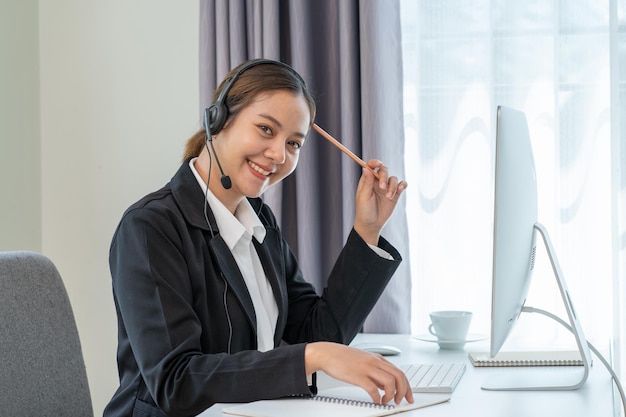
[
  {"x1": 208, "y1": 102, "x2": 227, "y2": 135},
  {"x1": 209, "y1": 59, "x2": 290, "y2": 135}
]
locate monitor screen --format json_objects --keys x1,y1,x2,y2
[
  {"x1": 490, "y1": 105, "x2": 538, "y2": 358},
  {"x1": 484, "y1": 106, "x2": 591, "y2": 391}
]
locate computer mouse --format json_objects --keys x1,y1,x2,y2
[{"x1": 352, "y1": 343, "x2": 402, "y2": 356}]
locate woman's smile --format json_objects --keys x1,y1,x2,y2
[{"x1": 247, "y1": 160, "x2": 273, "y2": 179}]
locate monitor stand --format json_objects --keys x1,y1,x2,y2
[{"x1": 482, "y1": 222, "x2": 593, "y2": 391}]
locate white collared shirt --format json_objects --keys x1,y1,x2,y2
[{"x1": 190, "y1": 159, "x2": 278, "y2": 352}]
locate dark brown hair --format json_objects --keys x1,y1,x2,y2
[{"x1": 183, "y1": 61, "x2": 317, "y2": 160}]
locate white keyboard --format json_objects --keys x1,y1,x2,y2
[{"x1": 400, "y1": 362, "x2": 466, "y2": 393}]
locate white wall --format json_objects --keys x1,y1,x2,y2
[
  {"x1": 0, "y1": 0, "x2": 41, "y2": 251},
  {"x1": 2, "y1": 2, "x2": 199, "y2": 414}
]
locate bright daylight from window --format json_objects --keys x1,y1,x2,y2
[{"x1": 400, "y1": 0, "x2": 617, "y2": 359}]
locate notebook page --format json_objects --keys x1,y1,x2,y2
[{"x1": 222, "y1": 386, "x2": 450, "y2": 417}]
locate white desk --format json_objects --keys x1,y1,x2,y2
[{"x1": 199, "y1": 333, "x2": 617, "y2": 416}]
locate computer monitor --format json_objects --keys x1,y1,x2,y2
[
  {"x1": 489, "y1": 106, "x2": 538, "y2": 358},
  {"x1": 483, "y1": 106, "x2": 593, "y2": 391}
]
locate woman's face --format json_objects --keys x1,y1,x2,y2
[{"x1": 212, "y1": 90, "x2": 311, "y2": 202}]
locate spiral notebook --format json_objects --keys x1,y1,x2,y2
[
  {"x1": 222, "y1": 386, "x2": 450, "y2": 417},
  {"x1": 468, "y1": 350, "x2": 584, "y2": 367}
]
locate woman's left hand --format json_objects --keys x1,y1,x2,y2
[{"x1": 353, "y1": 160, "x2": 408, "y2": 246}]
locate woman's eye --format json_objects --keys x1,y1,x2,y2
[
  {"x1": 288, "y1": 140, "x2": 302, "y2": 150},
  {"x1": 260, "y1": 125, "x2": 273, "y2": 135}
]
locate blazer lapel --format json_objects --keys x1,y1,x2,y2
[
  {"x1": 208, "y1": 235, "x2": 257, "y2": 338},
  {"x1": 253, "y1": 228, "x2": 288, "y2": 347}
]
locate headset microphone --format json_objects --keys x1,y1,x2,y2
[
  {"x1": 219, "y1": 169, "x2": 232, "y2": 190},
  {"x1": 203, "y1": 108, "x2": 232, "y2": 190}
]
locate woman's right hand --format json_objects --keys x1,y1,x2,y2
[
  {"x1": 353, "y1": 159, "x2": 407, "y2": 246},
  {"x1": 304, "y1": 341, "x2": 414, "y2": 405}
]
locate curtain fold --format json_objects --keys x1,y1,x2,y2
[
  {"x1": 199, "y1": 0, "x2": 411, "y2": 333},
  {"x1": 358, "y1": 1, "x2": 411, "y2": 332}
]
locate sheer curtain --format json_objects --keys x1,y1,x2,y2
[{"x1": 400, "y1": 0, "x2": 626, "y2": 369}]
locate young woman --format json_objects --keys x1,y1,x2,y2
[{"x1": 104, "y1": 59, "x2": 411, "y2": 417}]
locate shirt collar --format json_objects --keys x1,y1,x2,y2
[{"x1": 189, "y1": 158, "x2": 266, "y2": 249}]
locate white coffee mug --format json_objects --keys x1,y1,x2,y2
[{"x1": 428, "y1": 310, "x2": 472, "y2": 341}]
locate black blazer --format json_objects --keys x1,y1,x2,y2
[{"x1": 104, "y1": 160, "x2": 402, "y2": 417}]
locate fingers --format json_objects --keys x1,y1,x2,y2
[
  {"x1": 385, "y1": 364, "x2": 413, "y2": 405},
  {"x1": 349, "y1": 350, "x2": 414, "y2": 405},
  {"x1": 369, "y1": 358, "x2": 414, "y2": 405},
  {"x1": 306, "y1": 343, "x2": 413, "y2": 406},
  {"x1": 354, "y1": 160, "x2": 408, "y2": 245},
  {"x1": 363, "y1": 159, "x2": 408, "y2": 200}
]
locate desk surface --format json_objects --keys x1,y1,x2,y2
[{"x1": 199, "y1": 333, "x2": 617, "y2": 416}]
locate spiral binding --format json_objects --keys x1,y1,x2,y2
[{"x1": 310, "y1": 395, "x2": 396, "y2": 410}]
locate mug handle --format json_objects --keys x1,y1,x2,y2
[{"x1": 428, "y1": 323, "x2": 438, "y2": 337}]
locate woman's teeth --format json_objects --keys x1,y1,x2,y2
[{"x1": 248, "y1": 161, "x2": 271, "y2": 176}]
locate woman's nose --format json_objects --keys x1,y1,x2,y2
[{"x1": 266, "y1": 140, "x2": 286, "y2": 164}]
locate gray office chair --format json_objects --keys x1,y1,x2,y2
[{"x1": 0, "y1": 251, "x2": 93, "y2": 416}]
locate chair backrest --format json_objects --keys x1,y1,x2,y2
[{"x1": 0, "y1": 251, "x2": 93, "y2": 416}]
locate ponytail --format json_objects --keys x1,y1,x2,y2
[{"x1": 182, "y1": 130, "x2": 206, "y2": 161}]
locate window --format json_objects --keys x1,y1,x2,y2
[{"x1": 400, "y1": 0, "x2": 625, "y2": 367}]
